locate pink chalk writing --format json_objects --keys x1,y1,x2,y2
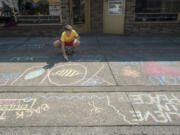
[{"x1": 0, "y1": 100, "x2": 21, "y2": 105}]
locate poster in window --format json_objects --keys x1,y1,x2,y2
[
  {"x1": 108, "y1": 0, "x2": 123, "y2": 15},
  {"x1": 49, "y1": 6, "x2": 60, "y2": 15},
  {"x1": 48, "y1": 0, "x2": 60, "y2": 15}
]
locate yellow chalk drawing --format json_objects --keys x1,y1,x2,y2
[
  {"x1": 16, "y1": 111, "x2": 24, "y2": 119},
  {"x1": 88, "y1": 101, "x2": 103, "y2": 114},
  {"x1": 16, "y1": 104, "x2": 50, "y2": 119},
  {"x1": 22, "y1": 104, "x2": 49, "y2": 119},
  {"x1": 51, "y1": 69, "x2": 80, "y2": 77},
  {"x1": 106, "y1": 96, "x2": 138, "y2": 125},
  {"x1": 122, "y1": 69, "x2": 140, "y2": 78},
  {"x1": 0, "y1": 112, "x2": 6, "y2": 120}
]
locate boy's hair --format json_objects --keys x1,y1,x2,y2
[{"x1": 65, "y1": 24, "x2": 73, "y2": 31}]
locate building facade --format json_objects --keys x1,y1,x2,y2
[{"x1": 0, "y1": 0, "x2": 180, "y2": 36}]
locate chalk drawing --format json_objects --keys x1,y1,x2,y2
[
  {"x1": 81, "y1": 64, "x2": 105, "y2": 85},
  {"x1": 119, "y1": 61, "x2": 144, "y2": 66},
  {"x1": 0, "y1": 72, "x2": 21, "y2": 79},
  {"x1": 129, "y1": 93, "x2": 180, "y2": 123},
  {"x1": 83, "y1": 78, "x2": 104, "y2": 86},
  {"x1": 0, "y1": 97, "x2": 50, "y2": 120},
  {"x1": 24, "y1": 69, "x2": 45, "y2": 80},
  {"x1": 143, "y1": 62, "x2": 180, "y2": 78},
  {"x1": 51, "y1": 69, "x2": 80, "y2": 77},
  {"x1": 0, "y1": 78, "x2": 9, "y2": 86},
  {"x1": 40, "y1": 95, "x2": 137, "y2": 125},
  {"x1": 0, "y1": 112, "x2": 6, "y2": 120},
  {"x1": 48, "y1": 64, "x2": 88, "y2": 86},
  {"x1": 116, "y1": 61, "x2": 180, "y2": 85},
  {"x1": 0, "y1": 98, "x2": 36, "y2": 111},
  {"x1": 11, "y1": 66, "x2": 44, "y2": 85},
  {"x1": 9, "y1": 56, "x2": 49, "y2": 62},
  {"x1": 17, "y1": 43, "x2": 47, "y2": 50},
  {"x1": 88, "y1": 101, "x2": 104, "y2": 114},
  {"x1": 122, "y1": 69, "x2": 140, "y2": 78},
  {"x1": 9, "y1": 63, "x2": 113, "y2": 86},
  {"x1": 39, "y1": 69, "x2": 50, "y2": 85},
  {"x1": 148, "y1": 75, "x2": 180, "y2": 85}
]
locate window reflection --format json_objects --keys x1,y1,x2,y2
[{"x1": 72, "y1": 0, "x2": 85, "y2": 24}]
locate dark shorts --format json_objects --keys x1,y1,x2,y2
[{"x1": 59, "y1": 39, "x2": 74, "y2": 46}]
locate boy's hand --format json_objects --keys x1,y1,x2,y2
[{"x1": 63, "y1": 55, "x2": 69, "y2": 61}]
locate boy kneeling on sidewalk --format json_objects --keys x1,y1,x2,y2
[{"x1": 53, "y1": 25, "x2": 80, "y2": 60}]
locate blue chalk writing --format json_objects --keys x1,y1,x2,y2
[
  {"x1": 161, "y1": 76, "x2": 177, "y2": 85},
  {"x1": 0, "y1": 72, "x2": 21, "y2": 79},
  {"x1": 149, "y1": 76, "x2": 164, "y2": 85},
  {"x1": 149, "y1": 75, "x2": 179, "y2": 85}
]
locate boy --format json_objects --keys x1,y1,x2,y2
[{"x1": 53, "y1": 25, "x2": 80, "y2": 61}]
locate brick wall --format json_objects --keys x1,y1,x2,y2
[{"x1": 125, "y1": 0, "x2": 180, "y2": 35}]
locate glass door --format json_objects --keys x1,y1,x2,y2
[{"x1": 70, "y1": 0, "x2": 90, "y2": 33}]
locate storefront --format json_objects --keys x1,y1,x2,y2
[{"x1": 0, "y1": 0, "x2": 180, "y2": 36}]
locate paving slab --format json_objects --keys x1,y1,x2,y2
[
  {"x1": 128, "y1": 92, "x2": 180, "y2": 125},
  {"x1": 0, "y1": 37, "x2": 28, "y2": 50},
  {"x1": 1, "y1": 86, "x2": 180, "y2": 92},
  {"x1": 0, "y1": 92, "x2": 180, "y2": 126},
  {"x1": 0, "y1": 62, "x2": 116, "y2": 86},
  {"x1": 97, "y1": 36, "x2": 180, "y2": 50},
  {"x1": 0, "y1": 126, "x2": 180, "y2": 135},
  {"x1": 108, "y1": 61, "x2": 180, "y2": 86},
  {"x1": 0, "y1": 92, "x2": 134, "y2": 126}
]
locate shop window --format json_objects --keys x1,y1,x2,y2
[
  {"x1": 0, "y1": 0, "x2": 62, "y2": 24},
  {"x1": 135, "y1": 0, "x2": 180, "y2": 22}
]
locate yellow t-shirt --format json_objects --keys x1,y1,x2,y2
[{"x1": 60, "y1": 30, "x2": 79, "y2": 43}]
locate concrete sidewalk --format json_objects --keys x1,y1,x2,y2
[{"x1": 0, "y1": 35, "x2": 180, "y2": 134}]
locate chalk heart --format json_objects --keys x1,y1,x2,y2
[{"x1": 24, "y1": 69, "x2": 45, "y2": 80}]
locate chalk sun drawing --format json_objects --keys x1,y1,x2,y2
[
  {"x1": 48, "y1": 64, "x2": 88, "y2": 86},
  {"x1": 51, "y1": 69, "x2": 80, "y2": 77},
  {"x1": 24, "y1": 69, "x2": 45, "y2": 80}
]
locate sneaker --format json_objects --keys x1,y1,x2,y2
[
  {"x1": 65, "y1": 48, "x2": 71, "y2": 55},
  {"x1": 69, "y1": 49, "x2": 75, "y2": 56}
]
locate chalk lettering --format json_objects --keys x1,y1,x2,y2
[{"x1": 16, "y1": 111, "x2": 24, "y2": 119}]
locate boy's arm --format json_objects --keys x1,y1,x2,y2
[
  {"x1": 76, "y1": 36, "x2": 80, "y2": 40},
  {"x1": 74, "y1": 30, "x2": 80, "y2": 40},
  {"x1": 61, "y1": 42, "x2": 68, "y2": 60}
]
